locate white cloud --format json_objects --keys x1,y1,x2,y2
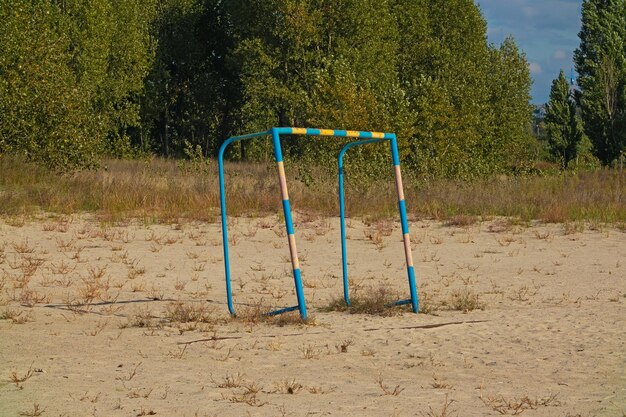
[
  {"x1": 529, "y1": 62, "x2": 543, "y2": 74},
  {"x1": 552, "y1": 49, "x2": 567, "y2": 60}
]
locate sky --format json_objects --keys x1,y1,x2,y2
[{"x1": 477, "y1": 0, "x2": 583, "y2": 104}]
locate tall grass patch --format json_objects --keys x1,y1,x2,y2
[{"x1": 1, "y1": 156, "x2": 624, "y2": 223}]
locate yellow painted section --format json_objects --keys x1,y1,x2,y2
[
  {"x1": 394, "y1": 165, "x2": 405, "y2": 201},
  {"x1": 277, "y1": 162, "x2": 289, "y2": 200},
  {"x1": 319, "y1": 129, "x2": 335, "y2": 136},
  {"x1": 371, "y1": 132, "x2": 385, "y2": 138},
  {"x1": 403, "y1": 233, "x2": 414, "y2": 267},
  {"x1": 346, "y1": 130, "x2": 360, "y2": 137},
  {"x1": 288, "y1": 234, "x2": 300, "y2": 270},
  {"x1": 291, "y1": 128, "x2": 307, "y2": 135}
]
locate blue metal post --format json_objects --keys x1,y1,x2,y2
[
  {"x1": 338, "y1": 149, "x2": 349, "y2": 306},
  {"x1": 271, "y1": 128, "x2": 307, "y2": 320},
  {"x1": 389, "y1": 135, "x2": 419, "y2": 313},
  {"x1": 337, "y1": 138, "x2": 388, "y2": 306},
  {"x1": 218, "y1": 138, "x2": 236, "y2": 316},
  {"x1": 218, "y1": 130, "x2": 270, "y2": 316}
]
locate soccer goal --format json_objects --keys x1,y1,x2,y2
[{"x1": 218, "y1": 127, "x2": 418, "y2": 320}]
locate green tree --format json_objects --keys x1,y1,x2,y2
[
  {"x1": 486, "y1": 37, "x2": 535, "y2": 172},
  {"x1": 574, "y1": 0, "x2": 626, "y2": 165},
  {"x1": 395, "y1": 0, "x2": 533, "y2": 179},
  {"x1": 0, "y1": 0, "x2": 156, "y2": 169},
  {"x1": 140, "y1": 0, "x2": 230, "y2": 157},
  {"x1": 545, "y1": 70, "x2": 584, "y2": 168},
  {"x1": 225, "y1": 0, "x2": 408, "y2": 165},
  {"x1": 0, "y1": 1, "x2": 100, "y2": 169},
  {"x1": 62, "y1": 0, "x2": 156, "y2": 156}
]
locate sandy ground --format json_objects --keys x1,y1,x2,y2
[{"x1": 0, "y1": 214, "x2": 625, "y2": 417}]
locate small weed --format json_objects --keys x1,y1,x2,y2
[
  {"x1": 446, "y1": 215, "x2": 478, "y2": 227},
  {"x1": 215, "y1": 373, "x2": 245, "y2": 388},
  {"x1": 444, "y1": 286, "x2": 485, "y2": 312},
  {"x1": 335, "y1": 339, "x2": 354, "y2": 353},
  {"x1": 431, "y1": 374, "x2": 453, "y2": 389},
  {"x1": 563, "y1": 221, "x2": 584, "y2": 235},
  {"x1": 509, "y1": 285, "x2": 538, "y2": 302},
  {"x1": 167, "y1": 344, "x2": 188, "y2": 359},
  {"x1": 377, "y1": 375, "x2": 404, "y2": 396},
  {"x1": 429, "y1": 235, "x2": 443, "y2": 245},
  {"x1": 48, "y1": 260, "x2": 76, "y2": 275},
  {"x1": 165, "y1": 301, "x2": 215, "y2": 324},
  {"x1": 300, "y1": 344, "x2": 320, "y2": 360},
  {"x1": 84, "y1": 320, "x2": 109, "y2": 336},
  {"x1": 127, "y1": 265, "x2": 146, "y2": 280},
  {"x1": 272, "y1": 378, "x2": 303, "y2": 394},
  {"x1": 19, "y1": 289, "x2": 50, "y2": 307},
  {"x1": 13, "y1": 240, "x2": 35, "y2": 254},
  {"x1": 487, "y1": 219, "x2": 513, "y2": 233},
  {"x1": 423, "y1": 394, "x2": 455, "y2": 417},
  {"x1": 18, "y1": 403, "x2": 44, "y2": 417},
  {"x1": 116, "y1": 362, "x2": 142, "y2": 382},
  {"x1": 364, "y1": 229, "x2": 387, "y2": 250},
  {"x1": 10, "y1": 363, "x2": 34, "y2": 389},
  {"x1": 120, "y1": 307, "x2": 159, "y2": 329},
  {"x1": 225, "y1": 381, "x2": 266, "y2": 407},
  {"x1": 533, "y1": 229, "x2": 553, "y2": 240},
  {"x1": 480, "y1": 389, "x2": 561, "y2": 415}
]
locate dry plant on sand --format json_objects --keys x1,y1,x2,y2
[
  {"x1": 323, "y1": 285, "x2": 406, "y2": 316},
  {"x1": 18, "y1": 403, "x2": 44, "y2": 417},
  {"x1": 377, "y1": 375, "x2": 404, "y2": 396},
  {"x1": 233, "y1": 303, "x2": 313, "y2": 327},
  {"x1": 442, "y1": 286, "x2": 485, "y2": 312},
  {"x1": 480, "y1": 387, "x2": 562, "y2": 415},
  {"x1": 10, "y1": 363, "x2": 35, "y2": 389},
  {"x1": 165, "y1": 301, "x2": 216, "y2": 324},
  {"x1": 423, "y1": 394, "x2": 455, "y2": 417}
]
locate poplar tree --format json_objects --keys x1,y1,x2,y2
[
  {"x1": 545, "y1": 70, "x2": 584, "y2": 168},
  {"x1": 574, "y1": 0, "x2": 626, "y2": 165}
]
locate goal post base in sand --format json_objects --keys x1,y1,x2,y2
[{"x1": 218, "y1": 127, "x2": 419, "y2": 320}]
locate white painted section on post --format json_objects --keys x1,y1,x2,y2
[
  {"x1": 403, "y1": 233, "x2": 413, "y2": 267},
  {"x1": 394, "y1": 165, "x2": 405, "y2": 201}
]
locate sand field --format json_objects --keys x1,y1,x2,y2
[{"x1": 1, "y1": 214, "x2": 625, "y2": 416}]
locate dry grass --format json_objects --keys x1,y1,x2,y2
[
  {"x1": 1, "y1": 307, "x2": 32, "y2": 324},
  {"x1": 10, "y1": 363, "x2": 35, "y2": 389},
  {"x1": 445, "y1": 214, "x2": 479, "y2": 227},
  {"x1": 0, "y1": 156, "x2": 624, "y2": 223},
  {"x1": 272, "y1": 378, "x2": 303, "y2": 394},
  {"x1": 480, "y1": 388, "x2": 562, "y2": 415},
  {"x1": 18, "y1": 403, "x2": 44, "y2": 417},
  {"x1": 424, "y1": 394, "x2": 455, "y2": 417},
  {"x1": 444, "y1": 286, "x2": 486, "y2": 312},
  {"x1": 233, "y1": 303, "x2": 313, "y2": 327},
  {"x1": 323, "y1": 286, "x2": 407, "y2": 316},
  {"x1": 377, "y1": 375, "x2": 404, "y2": 396},
  {"x1": 164, "y1": 301, "x2": 216, "y2": 324}
]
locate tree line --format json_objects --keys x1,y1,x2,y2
[
  {"x1": 1, "y1": 0, "x2": 622, "y2": 177},
  {"x1": 545, "y1": 0, "x2": 625, "y2": 169}
]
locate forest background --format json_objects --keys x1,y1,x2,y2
[{"x1": 0, "y1": 0, "x2": 624, "y2": 222}]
